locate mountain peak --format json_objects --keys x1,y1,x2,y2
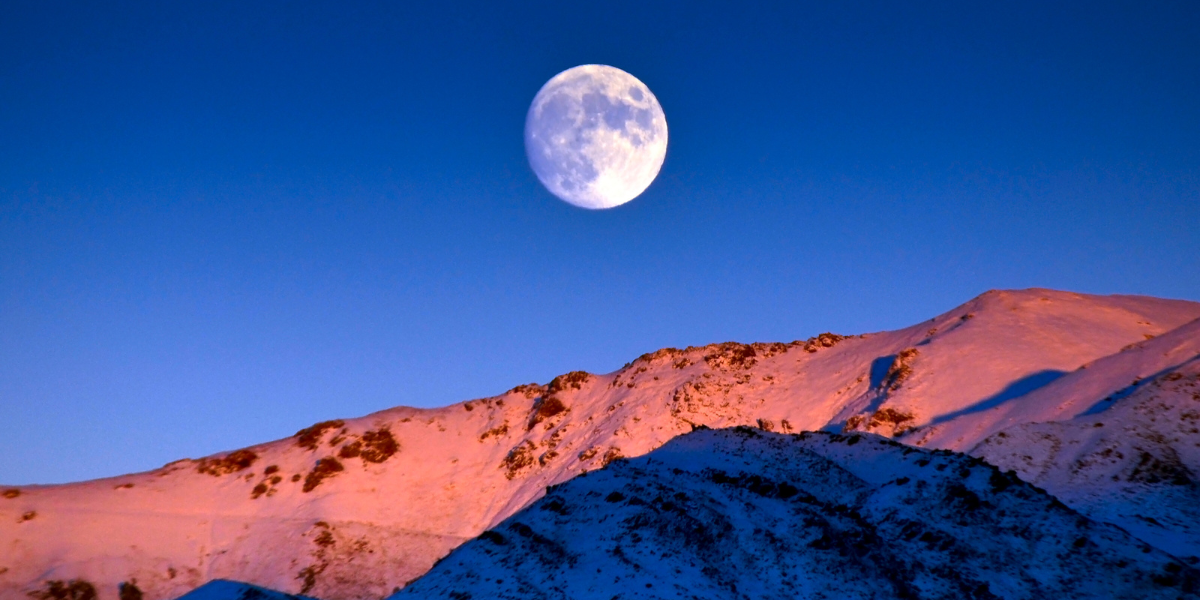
[{"x1": 4, "y1": 289, "x2": 1199, "y2": 599}]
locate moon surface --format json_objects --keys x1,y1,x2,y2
[{"x1": 525, "y1": 65, "x2": 668, "y2": 209}]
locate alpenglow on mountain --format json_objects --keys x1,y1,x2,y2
[{"x1": 3, "y1": 289, "x2": 1200, "y2": 599}]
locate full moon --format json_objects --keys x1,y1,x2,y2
[{"x1": 525, "y1": 65, "x2": 668, "y2": 209}]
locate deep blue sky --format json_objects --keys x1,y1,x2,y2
[{"x1": 2, "y1": 1, "x2": 1197, "y2": 484}]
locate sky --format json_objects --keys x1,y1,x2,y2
[{"x1": 1, "y1": 1, "x2": 1198, "y2": 485}]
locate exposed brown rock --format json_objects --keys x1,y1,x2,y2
[
  {"x1": 195, "y1": 449, "x2": 258, "y2": 476},
  {"x1": 302, "y1": 457, "x2": 345, "y2": 493},
  {"x1": 295, "y1": 420, "x2": 345, "y2": 451}
]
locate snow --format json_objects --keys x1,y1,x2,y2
[
  {"x1": 391, "y1": 429, "x2": 1198, "y2": 600},
  {"x1": 175, "y1": 579, "x2": 317, "y2": 600},
  {"x1": 973, "y1": 353, "x2": 1200, "y2": 558},
  {"x1": 3, "y1": 288, "x2": 1198, "y2": 599},
  {"x1": 906, "y1": 316, "x2": 1200, "y2": 450}
]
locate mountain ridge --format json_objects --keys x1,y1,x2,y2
[{"x1": 3, "y1": 288, "x2": 1199, "y2": 600}]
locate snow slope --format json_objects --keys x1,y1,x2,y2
[
  {"x1": 905, "y1": 316, "x2": 1200, "y2": 450},
  {"x1": 973, "y1": 353, "x2": 1200, "y2": 559},
  {"x1": 3, "y1": 289, "x2": 1199, "y2": 600},
  {"x1": 176, "y1": 580, "x2": 317, "y2": 600},
  {"x1": 899, "y1": 316, "x2": 1200, "y2": 558},
  {"x1": 392, "y1": 428, "x2": 1199, "y2": 600}
]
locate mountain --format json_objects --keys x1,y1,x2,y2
[
  {"x1": 176, "y1": 580, "x2": 317, "y2": 600},
  {"x1": 904, "y1": 314, "x2": 1200, "y2": 450},
  {"x1": 902, "y1": 314, "x2": 1200, "y2": 558},
  {"x1": 3, "y1": 289, "x2": 1199, "y2": 600},
  {"x1": 973, "y1": 350, "x2": 1200, "y2": 558},
  {"x1": 390, "y1": 428, "x2": 1198, "y2": 600}
]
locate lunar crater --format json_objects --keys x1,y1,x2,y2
[{"x1": 525, "y1": 65, "x2": 668, "y2": 209}]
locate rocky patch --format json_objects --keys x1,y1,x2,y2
[
  {"x1": 302, "y1": 457, "x2": 345, "y2": 493},
  {"x1": 195, "y1": 449, "x2": 258, "y2": 476},
  {"x1": 295, "y1": 420, "x2": 346, "y2": 451},
  {"x1": 338, "y1": 428, "x2": 400, "y2": 463}
]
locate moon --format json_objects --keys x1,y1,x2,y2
[{"x1": 525, "y1": 65, "x2": 668, "y2": 209}]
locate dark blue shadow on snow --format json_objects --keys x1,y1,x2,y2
[
  {"x1": 821, "y1": 354, "x2": 902, "y2": 433},
  {"x1": 174, "y1": 579, "x2": 317, "y2": 600},
  {"x1": 927, "y1": 369, "x2": 1067, "y2": 426},
  {"x1": 1077, "y1": 359, "x2": 1197, "y2": 417},
  {"x1": 869, "y1": 354, "x2": 896, "y2": 389}
]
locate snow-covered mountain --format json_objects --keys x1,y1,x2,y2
[
  {"x1": 175, "y1": 580, "x2": 316, "y2": 600},
  {"x1": 3, "y1": 289, "x2": 1199, "y2": 600},
  {"x1": 391, "y1": 428, "x2": 1199, "y2": 600},
  {"x1": 906, "y1": 312, "x2": 1200, "y2": 558},
  {"x1": 973, "y1": 350, "x2": 1200, "y2": 558}
]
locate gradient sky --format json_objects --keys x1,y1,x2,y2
[{"x1": 2, "y1": 1, "x2": 1198, "y2": 484}]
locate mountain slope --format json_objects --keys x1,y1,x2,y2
[
  {"x1": 176, "y1": 580, "x2": 317, "y2": 600},
  {"x1": 897, "y1": 316, "x2": 1200, "y2": 559},
  {"x1": 392, "y1": 428, "x2": 1198, "y2": 600},
  {"x1": 2, "y1": 289, "x2": 1198, "y2": 600},
  {"x1": 905, "y1": 316, "x2": 1200, "y2": 450},
  {"x1": 973, "y1": 353, "x2": 1200, "y2": 559}
]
